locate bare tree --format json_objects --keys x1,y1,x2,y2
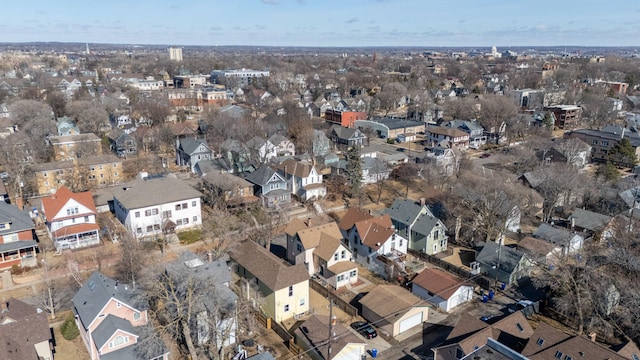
[
  {"x1": 66, "y1": 100, "x2": 110, "y2": 134},
  {"x1": 479, "y1": 95, "x2": 518, "y2": 144}
]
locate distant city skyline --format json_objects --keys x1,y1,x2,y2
[{"x1": 3, "y1": 0, "x2": 640, "y2": 48}]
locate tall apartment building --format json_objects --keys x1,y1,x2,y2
[
  {"x1": 210, "y1": 68, "x2": 270, "y2": 86},
  {"x1": 544, "y1": 105, "x2": 582, "y2": 129},
  {"x1": 168, "y1": 47, "x2": 183, "y2": 61}
]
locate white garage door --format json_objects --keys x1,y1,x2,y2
[
  {"x1": 340, "y1": 347, "x2": 363, "y2": 360},
  {"x1": 399, "y1": 312, "x2": 423, "y2": 334}
]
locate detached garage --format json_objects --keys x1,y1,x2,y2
[
  {"x1": 411, "y1": 268, "x2": 474, "y2": 313},
  {"x1": 360, "y1": 285, "x2": 429, "y2": 337}
]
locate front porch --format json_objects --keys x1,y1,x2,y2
[
  {"x1": 53, "y1": 231, "x2": 100, "y2": 250},
  {"x1": 0, "y1": 240, "x2": 38, "y2": 270}
]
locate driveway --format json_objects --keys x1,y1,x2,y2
[{"x1": 346, "y1": 325, "x2": 393, "y2": 355}]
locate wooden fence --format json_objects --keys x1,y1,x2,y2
[
  {"x1": 309, "y1": 279, "x2": 359, "y2": 317},
  {"x1": 408, "y1": 249, "x2": 492, "y2": 290},
  {"x1": 252, "y1": 309, "x2": 306, "y2": 356}
]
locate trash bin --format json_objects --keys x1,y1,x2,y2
[
  {"x1": 482, "y1": 294, "x2": 488, "y2": 303},
  {"x1": 488, "y1": 290, "x2": 495, "y2": 300},
  {"x1": 500, "y1": 282, "x2": 506, "y2": 290},
  {"x1": 371, "y1": 348, "x2": 378, "y2": 358}
]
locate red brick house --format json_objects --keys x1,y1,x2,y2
[{"x1": 0, "y1": 202, "x2": 37, "y2": 271}]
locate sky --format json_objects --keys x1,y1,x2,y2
[{"x1": 2, "y1": 0, "x2": 640, "y2": 48}]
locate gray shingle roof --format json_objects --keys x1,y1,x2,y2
[
  {"x1": 384, "y1": 199, "x2": 432, "y2": 226},
  {"x1": 568, "y1": 208, "x2": 612, "y2": 232},
  {"x1": 0, "y1": 202, "x2": 35, "y2": 236},
  {"x1": 244, "y1": 165, "x2": 282, "y2": 186},
  {"x1": 92, "y1": 314, "x2": 136, "y2": 350},
  {"x1": 72, "y1": 272, "x2": 143, "y2": 329},
  {"x1": 532, "y1": 224, "x2": 581, "y2": 247},
  {"x1": 179, "y1": 138, "x2": 209, "y2": 155},
  {"x1": 112, "y1": 176, "x2": 202, "y2": 210},
  {"x1": 476, "y1": 241, "x2": 525, "y2": 274}
]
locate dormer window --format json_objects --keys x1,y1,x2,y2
[{"x1": 536, "y1": 338, "x2": 544, "y2": 346}]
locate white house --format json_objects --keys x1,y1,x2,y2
[
  {"x1": 112, "y1": 174, "x2": 203, "y2": 238},
  {"x1": 411, "y1": 268, "x2": 473, "y2": 312},
  {"x1": 344, "y1": 213, "x2": 408, "y2": 278},
  {"x1": 276, "y1": 159, "x2": 326, "y2": 201},
  {"x1": 41, "y1": 186, "x2": 100, "y2": 251},
  {"x1": 285, "y1": 220, "x2": 357, "y2": 289}
]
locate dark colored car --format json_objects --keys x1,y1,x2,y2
[
  {"x1": 480, "y1": 314, "x2": 494, "y2": 322},
  {"x1": 351, "y1": 321, "x2": 377, "y2": 339},
  {"x1": 480, "y1": 153, "x2": 491, "y2": 158}
]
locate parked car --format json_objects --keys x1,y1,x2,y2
[
  {"x1": 479, "y1": 153, "x2": 491, "y2": 158},
  {"x1": 351, "y1": 321, "x2": 377, "y2": 339},
  {"x1": 508, "y1": 300, "x2": 534, "y2": 313},
  {"x1": 480, "y1": 314, "x2": 495, "y2": 322},
  {"x1": 0, "y1": 172, "x2": 8, "y2": 179}
]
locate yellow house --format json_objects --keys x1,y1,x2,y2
[
  {"x1": 230, "y1": 241, "x2": 310, "y2": 323},
  {"x1": 48, "y1": 133, "x2": 102, "y2": 161},
  {"x1": 31, "y1": 155, "x2": 124, "y2": 195}
]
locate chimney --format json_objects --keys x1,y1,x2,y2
[
  {"x1": 588, "y1": 332, "x2": 597, "y2": 342},
  {"x1": 207, "y1": 252, "x2": 213, "y2": 263},
  {"x1": 15, "y1": 196, "x2": 24, "y2": 211},
  {"x1": 419, "y1": 198, "x2": 426, "y2": 207},
  {"x1": 0, "y1": 299, "x2": 7, "y2": 312},
  {"x1": 305, "y1": 217, "x2": 312, "y2": 227},
  {"x1": 570, "y1": 217, "x2": 575, "y2": 230}
]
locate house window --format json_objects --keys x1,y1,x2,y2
[
  {"x1": 135, "y1": 212, "x2": 140, "y2": 218},
  {"x1": 284, "y1": 304, "x2": 290, "y2": 312},
  {"x1": 133, "y1": 312, "x2": 141, "y2": 321},
  {"x1": 296, "y1": 243, "x2": 302, "y2": 252},
  {"x1": 116, "y1": 301, "x2": 121, "y2": 308},
  {"x1": 536, "y1": 338, "x2": 545, "y2": 346},
  {"x1": 289, "y1": 286, "x2": 293, "y2": 297},
  {"x1": 154, "y1": 224, "x2": 160, "y2": 230},
  {"x1": 341, "y1": 250, "x2": 346, "y2": 259},
  {"x1": 300, "y1": 298, "x2": 305, "y2": 306},
  {"x1": 175, "y1": 204, "x2": 181, "y2": 211},
  {"x1": 84, "y1": 216, "x2": 89, "y2": 222},
  {"x1": 399, "y1": 238, "x2": 403, "y2": 247},
  {"x1": 183, "y1": 218, "x2": 189, "y2": 224},
  {"x1": 152, "y1": 208, "x2": 158, "y2": 215},
  {"x1": 145, "y1": 210, "x2": 152, "y2": 216},
  {"x1": 456, "y1": 348, "x2": 464, "y2": 359},
  {"x1": 334, "y1": 253, "x2": 339, "y2": 261},
  {"x1": 147, "y1": 225, "x2": 153, "y2": 232},
  {"x1": 555, "y1": 351, "x2": 563, "y2": 359},
  {"x1": 182, "y1": 202, "x2": 188, "y2": 209},
  {"x1": 337, "y1": 274, "x2": 345, "y2": 282},
  {"x1": 162, "y1": 210, "x2": 172, "y2": 219},
  {"x1": 564, "y1": 356, "x2": 573, "y2": 360},
  {"x1": 109, "y1": 335, "x2": 128, "y2": 349},
  {"x1": 176, "y1": 219, "x2": 183, "y2": 225},
  {"x1": 516, "y1": 322, "x2": 524, "y2": 332},
  {"x1": 136, "y1": 227, "x2": 142, "y2": 234},
  {"x1": 193, "y1": 216, "x2": 198, "y2": 222},
  {"x1": 350, "y1": 270, "x2": 357, "y2": 277},
  {"x1": 66, "y1": 207, "x2": 79, "y2": 216},
  {"x1": 602, "y1": 141, "x2": 609, "y2": 146},
  {"x1": 592, "y1": 140, "x2": 598, "y2": 145},
  {"x1": 192, "y1": 200, "x2": 197, "y2": 207}
]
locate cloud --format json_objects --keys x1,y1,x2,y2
[{"x1": 346, "y1": 18, "x2": 358, "y2": 24}]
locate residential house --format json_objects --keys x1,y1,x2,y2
[
  {"x1": 201, "y1": 171, "x2": 259, "y2": 210},
  {"x1": 337, "y1": 207, "x2": 375, "y2": 239},
  {"x1": 31, "y1": 155, "x2": 124, "y2": 195},
  {"x1": 522, "y1": 321, "x2": 629, "y2": 360},
  {"x1": 230, "y1": 240, "x2": 310, "y2": 323},
  {"x1": 176, "y1": 138, "x2": 213, "y2": 173},
  {"x1": 328, "y1": 125, "x2": 367, "y2": 151},
  {"x1": 293, "y1": 315, "x2": 366, "y2": 360},
  {"x1": 442, "y1": 119, "x2": 487, "y2": 149},
  {"x1": 165, "y1": 252, "x2": 237, "y2": 348},
  {"x1": 516, "y1": 236, "x2": 562, "y2": 267},
  {"x1": 420, "y1": 147, "x2": 458, "y2": 176},
  {"x1": 268, "y1": 134, "x2": 296, "y2": 157},
  {"x1": 332, "y1": 157, "x2": 390, "y2": 185},
  {"x1": 426, "y1": 126, "x2": 470, "y2": 149},
  {"x1": 532, "y1": 223, "x2": 584, "y2": 255},
  {"x1": 112, "y1": 175, "x2": 203, "y2": 238},
  {"x1": 41, "y1": 186, "x2": 100, "y2": 251},
  {"x1": 411, "y1": 268, "x2": 474, "y2": 312},
  {"x1": 109, "y1": 130, "x2": 137, "y2": 158},
  {"x1": 276, "y1": 159, "x2": 326, "y2": 202},
  {"x1": 384, "y1": 199, "x2": 449, "y2": 255},
  {"x1": 476, "y1": 241, "x2": 533, "y2": 286},
  {"x1": 57, "y1": 116, "x2": 80, "y2": 136},
  {"x1": 73, "y1": 272, "x2": 169, "y2": 360},
  {"x1": 244, "y1": 165, "x2": 291, "y2": 209},
  {"x1": 0, "y1": 298, "x2": 54, "y2": 360},
  {"x1": 432, "y1": 312, "x2": 533, "y2": 360},
  {"x1": 0, "y1": 202, "x2": 37, "y2": 271},
  {"x1": 49, "y1": 133, "x2": 102, "y2": 161},
  {"x1": 359, "y1": 285, "x2": 429, "y2": 337},
  {"x1": 568, "y1": 208, "x2": 614, "y2": 240},
  {"x1": 535, "y1": 139, "x2": 592, "y2": 169},
  {"x1": 312, "y1": 130, "x2": 331, "y2": 157},
  {"x1": 343, "y1": 213, "x2": 408, "y2": 279},
  {"x1": 285, "y1": 220, "x2": 357, "y2": 289}
]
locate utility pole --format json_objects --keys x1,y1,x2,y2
[{"x1": 327, "y1": 298, "x2": 334, "y2": 360}]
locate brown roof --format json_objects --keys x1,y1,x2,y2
[
  {"x1": 277, "y1": 158, "x2": 315, "y2": 178},
  {"x1": 338, "y1": 207, "x2": 373, "y2": 231},
  {"x1": 41, "y1": 186, "x2": 97, "y2": 220},
  {"x1": 528, "y1": 335, "x2": 627, "y2": 360},
  {"x1": 297, "y1": 222, "x2": 343, "y2": 250},
  {"x1": 354, "y1": 215, "x2": 394, "y2": 250},
  {"x1": 445, "y1": 313, "x2": 488, "y2": 341},
  {"x1": 327, "y1": 261, "x2": 357, "y2": 274},
  {"x1": 284, "y1": 218, "x2": 312, "y2": 237},
  {"x1": 293, "y1": 315, "x2": 363, "y2": 359},
  {"x1": 614, "y1": 340, "x2": 640, "y2": 359},
  {"x1": 230, "y1": 241, "x2": 309, "y2": 291},
  {"x1": 411, "y1": 268, "x2": 467, "y2": 300},
  {"x1": 313, "y1": 234, "x2": 343, "y2": 261},
  {"x1": 491, "y1": 311, "x2": 534, "y2": 340},
  {"x1": 0, "y1": 298, "x2": 52, "y2": 360},
  {"x1": 521, "y1": 321, "x2": 572, "y2": 357},
  {"x1": 360, "y1": 285, "x2": 424, "y2": 319},
  {"x1": 517, "y1": 236, "x2": 559, "y2": 257}
]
